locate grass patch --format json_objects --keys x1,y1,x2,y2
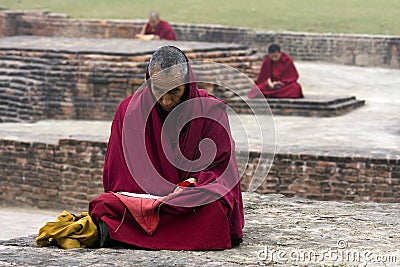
[{"x1": 0, "y1": 0, "x2": 399, "y2": 35}]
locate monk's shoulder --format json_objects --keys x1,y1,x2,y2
[
  {"x1": 198, "y1": 89, "x2": 225, "y2": 103},
  {"x1": 114, "y1": 95, "x2": 134, "y2": 120},
  {"x1": 159, "y1": 20, "x2": 172, "y2": 27},
  {"x1": 281, "y1": 52, "x2": 294, "y2": 63},
  {"x1": 199, "y1": 92, "x2": 228, "y2": 117},
  {"x1": 263, "y1": 56, "x2": 271, "y2": 62},
  {"x1": 160, "y1": 20, "x2": 175, "y2": 33}
]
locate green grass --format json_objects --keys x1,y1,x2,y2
[{"x1": 1, "y1": 0, "x2": 400, "y2": 35}]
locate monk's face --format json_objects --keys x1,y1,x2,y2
[
  {"x1": 268, "y1": 52, "x2": 281, "y2": 62},
  {"x1": 151, "y1": 67, "x2": 186, "y2": 112},
  {"x1": 149, "y1": 16, "x2": 159, "y2": 29}
]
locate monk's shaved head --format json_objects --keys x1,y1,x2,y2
[
  {"x1": 149, "y1": 46, "x2": 188, "y2": 82},
  {"x1": 149, "y1": 11, "x2": 159, "y2": 19},
  {"x1": 148, "y1": 11, "x2": 160, "y2": 29},
  {"x1": 149, "y1": 46, "x2": 189, "y2": 111}
]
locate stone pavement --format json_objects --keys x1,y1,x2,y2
[
  {"x1": 0, "y1": 207, "x2": 59, "y2": 241},
  {"x1": 0, "y1": 193, "x2": 399, "y2": 266},
  {"x1": 0, "y1": 61, "x2": 399, "y2": 151}
]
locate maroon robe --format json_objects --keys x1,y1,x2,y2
[
  {"x1": 89, "y1": 49, "x2": 244, "y2": 250},
  {"x1": 144, "y1": 20, "x2": 177, "y2": 41},
  {"x1": 248, "y1": 52, "x2": 303, "y2": 99}
]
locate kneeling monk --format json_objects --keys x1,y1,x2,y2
[
  {"x1": 248, "y1": 44, "x2": 303, "y2": 99},
  {"x1": 90, "y1": 46, "x2": 244, "y2": 250}
]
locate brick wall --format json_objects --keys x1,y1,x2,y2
[
  {"x1": 0, "y1": 49, "x2": 143, "y2": 122},
  {"x1": 0, "y1": 10, "x2": 399, "y2": 68},
  {"x1": 250, "y1": 32, "x2": 400, "y2": 68},
  {"x1": 0, "y1": 139, "x2": 106, "y2": 210},
  {"x1": 238, "y1": 149, "x2": 400, "y2": 203},
  {"x1": 1, "y1": 138, "x2": 398, "y2": 210}
]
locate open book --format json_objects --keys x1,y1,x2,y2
[{"x1": 116, "y1": 192, "x2": 162, "y2": 200}]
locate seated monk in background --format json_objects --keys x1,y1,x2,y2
[
  {"x1": 136, "y1": 12, "x2": 177, "y2": 41},
  {"x1": 89, "y1": 46, "x2": 244, "y2": 250},
  {"x1": 248, "y1": 44, "x2": 303, "y2": 99}
]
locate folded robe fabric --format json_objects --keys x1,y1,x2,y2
[
  {"x1": 112, "y1": 191, "x2": 182, "y2": 235},
  {"x1": 113, "y1": 193, "x2": 162, "y2": 235},
  {"x1": 36, "y1": 211, "x2": 99, "y2": 249}
]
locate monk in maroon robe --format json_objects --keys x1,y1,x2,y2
[
  {"x1": 248, "y1": 44, "x2": 303, "y2": 99},
  {"x1": 137, "y1": 12, "x2": 177, "y2": 41},
  {"x1": 89, "y1": 46, "x2": 244, "y2": 250}
]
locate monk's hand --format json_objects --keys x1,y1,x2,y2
[
  {"x1": 267, "y1": 78, "x2": 274, "y2": 88},
  {"x1": 185, "y1": 178, "x2": 197, "y2": 184},
  {"x1": 173, "y1": 186, "x2": 184, "y2": 194},
  {"x1": 272, "y1": 81, "x2": 282, "y2": 89},
  {"x1": 173, "y1": 178, "x2": 197, "y2": 193},
  {"x1": 153, "y1": 35, "x2": 160, "y2": 40}
]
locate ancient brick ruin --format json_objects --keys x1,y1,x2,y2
[
  {"x1": 1, "y1": 139, "x2": 399, "y2": 211},
  {"x1": 0, "y1": 10, "x2": 399, "y2": 68},
  {"x1": 0, "y1": 35, "x2": 365, "y2": 122},
  {"x1": 0, "y1": 10, "x2": 398, "y2": 210}
]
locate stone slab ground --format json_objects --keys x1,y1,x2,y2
[
  {"x1": 0, "y1": 193, "x2": 399, "y2": 266},
  {"x1": 228, "y1": 95, "x2": 365, "y2": 117}
]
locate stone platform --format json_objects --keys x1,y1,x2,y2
[
  {"x1": 0, "y1": 193, "x2": 399, "y2": 266},
  {"x1": 0, "y1": 35, "x2": 248, "y2": 54},
  {"x1": 0, "y1": 36, "x2": 364, "y2": 123},
  {"x1": 229, "y1": 95, "x2": 365, "y2": 117},
  {"x1": 0, "y1": 36, "x2": 260, "y2": 122}
]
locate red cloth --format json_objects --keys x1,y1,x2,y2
[
  {"x1": 89, "y1": 48, "x2": 244, "y2": 250},
  {"x1": 248, "y1": 52, "x2": 303, "y2": 99},
  {"x1": 112, "y1": 193, "x2": 162, "y2": 235},
  {"x1": 111, "y1": 191, "x2": 183, "y2": 236},
  {"x1": 144, "y1": 20, "x2": 177, "y2": 40},
  {"x1": 90, "y1": 193, "x2": 231, "y2": 250}
]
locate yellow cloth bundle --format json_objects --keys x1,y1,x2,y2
[{"x1": 36, "y1": 211, "x2": 99, "y2": 249}]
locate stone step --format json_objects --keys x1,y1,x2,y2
[
  {"x1": 226, "y1": 95, "x2": 365, "y2": 117},
  {"x1": 267, "y1": 96, "x2": 357, "y2": 107}
]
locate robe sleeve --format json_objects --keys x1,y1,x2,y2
[
  {"x1": 102, "y1": 96, "x2": 142, "y2": 193},
  {"x1": 143, "y1": 23, "x2": 151, "y2": 35},
  {"x1": 190, "y1": 107, "x2": 244, "y2": 236},
  {"x1": 279, "y1": 57, "x2": 299, "y2": 85},
  {"x1": 158, "y1": 22, "x2": 177, "y2": 41},
  {"x1": 102, "y1": 118, "x2": 126, "y2": 192},
  {"x1": 255, "y1": 57, "x2": 271, "y2": 87},
  {"x1": 190, "y1": 108, "x2": 236, "y2": 186},
  {"x1": 160, "y1": 103, "x2": 244, "y2": 237}
]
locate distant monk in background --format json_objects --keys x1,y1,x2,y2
[
  {"x1": 248, "y1": 44, "x2": 303, "y2": 99},
  {"x1": 136, "y1": 12, "x2": 177, "y2": 41}
]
